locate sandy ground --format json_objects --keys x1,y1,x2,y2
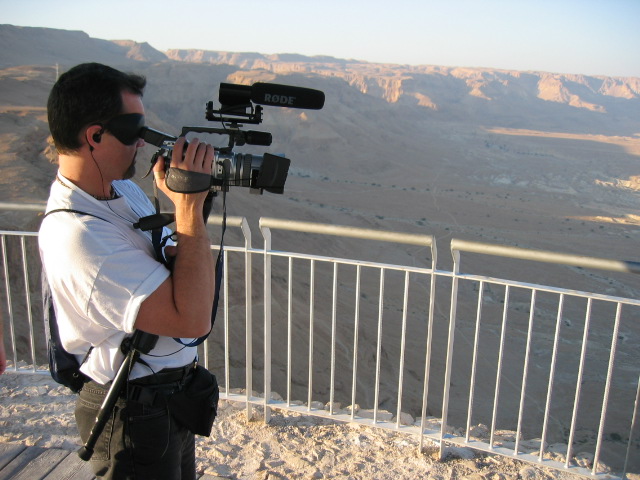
[{"x1": 0, "y1": 370, "x2": 595, "y2": 480}]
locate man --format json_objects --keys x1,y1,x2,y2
[{"x1": 39, "y1": 63, "x2": 215, "y2": 479}]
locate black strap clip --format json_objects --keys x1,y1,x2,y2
[{"x1": 133, "y1": 213, "x2": 175, "y2": 231}]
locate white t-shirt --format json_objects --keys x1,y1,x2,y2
[{"x1": 39, "y1": 174, "x2": 199, "y2": 384}]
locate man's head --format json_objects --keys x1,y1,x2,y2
[{"x1": 47, "y1": 63, "x2": 146, "y2": 155}]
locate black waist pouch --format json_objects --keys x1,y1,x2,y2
[{"x1": 168, "y1": 365, "x2": 219, "y2": 437}]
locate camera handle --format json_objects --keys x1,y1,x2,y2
[{"x1": 77, "y1": 330, "x2": 158, "y2": 461}]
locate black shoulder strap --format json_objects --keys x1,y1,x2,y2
[{"x1": 44, "y1": 208, "x2": 111, "y2": 223}]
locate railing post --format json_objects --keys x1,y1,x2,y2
[
  {"x1": 566, "y1": 297, "x2": 593, "y2": 466},
  {"x1": 308, "y1": 259, "x2": 315, "y2": 412},
  {"x1": 622, "y1": 373, "x2": 640, "y2": 478},
  {"x1": 260, "y1": 222, "x2": 272, "y2": 424},
  {"x1": 241, "y1": 218, "x2": 253, "y2": 420},
  {"x1": 465, "y1": 280, "x2": 484, "y2": 442},
  {"x1": 593, "y1": 302, "x2": 623, "y2": 475},
  {"x1": 396, "y1": 270, "x2": 410, "y2": 429},
  {"x1": 490, "y1": 284, "x2": 510, "y2": 447},
  {"x1": 21, "y1": 236, "x2": 37, "y2": 372},
  {"x1": 329, "y1": 262, "x2": 338, "y2": 415},
  {"x1": 440, "y1": 247, "x2": 461, "y2": 459},
  {"x1": 1, "y1": 235, "x2": 18, "y2": 370},
  {"x1": 515, "y1": 289, "x2": 537, "y2": 454},
  {"x1": 207, "y1": 215, "x2": 252, "y2": 419},
  {"x1": 287, "y1": 257, "x2": 293, "y2": 406},
  {"x1": 539, "y1": 293, "x2": 565, "y2": 461},
  {"x1": 351, "y1": 265, "x2": 362, "y2": 422},
  {"x1": 419, "y1": 241, "x2": 438, "y2": 452},
  {"x1": 373, "y1": 268, "x2": 385, "y2": 424}
]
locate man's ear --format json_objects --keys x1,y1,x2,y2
[{"x1": 86, "y1": 124, "x2": 104, "y2": 152}]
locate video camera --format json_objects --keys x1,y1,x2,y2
[{"x1": 140, "y1": 82, "x2": 325, "y2": 195}]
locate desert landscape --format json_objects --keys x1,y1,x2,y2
[{"x1": 1, "y1": 24, "x2": 639, "y2": 477}]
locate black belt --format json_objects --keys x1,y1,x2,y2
[
  {"x1": 124, "y1": 361, "x2": 197, "y2": 406},
  {"x1": 130, "y1": 361, "x2": 197, "y2": 386}
]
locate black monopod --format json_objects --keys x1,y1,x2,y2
[{"x1": 77, "y1": 330, "x2": 158, "y2": 461}]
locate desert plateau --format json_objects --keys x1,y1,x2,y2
[{"x1": 1, "y1": 24, "x2": 639, "y2": 477}]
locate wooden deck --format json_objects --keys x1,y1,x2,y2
[
  {"x1": 0, "y1": 444, "x2": 226, "y2": 480},
  {"x1": 0, "y1": 444, "x2": 94, "y2": 480}
]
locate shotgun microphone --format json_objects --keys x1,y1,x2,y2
[
  {"x1": 219, "y1": 82, "x2": 325, "y2": 110},
  {"x1": 251, "y1": 83, "x2": 325, "y2": 110}
]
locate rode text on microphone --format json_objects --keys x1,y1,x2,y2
[{"x1": 141, "y1": 82, "x2": 325, "y2": 195}]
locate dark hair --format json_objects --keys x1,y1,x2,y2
[{"x1": 47, "y1": 63, "x2": 146, "y2": 154}]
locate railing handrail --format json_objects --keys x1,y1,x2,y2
[
  {"x1": 259, "y1": 217, "x2": 435, "y2": 247},
  {"x1": 451, "y1": 238, "x2": 640, "y2": 274},
  {"x1": 0, "y1": 202, "x2": 47, "y2": 212}
]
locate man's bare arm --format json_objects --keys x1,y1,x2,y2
[{"x1": 135, "y1": 137, "x2": 215, "y2": 338}]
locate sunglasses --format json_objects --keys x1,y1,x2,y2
[{"x1": 103, "y1": 113, "x2": 146, "y2": 145}]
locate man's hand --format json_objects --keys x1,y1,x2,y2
[{"x1": 153, "y1": 137, "x2": 214, "y2": 209}]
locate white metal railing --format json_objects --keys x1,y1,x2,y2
[
  {"x1": 1, "y1": 205, "x2": 639, "y2": 479},
  {"x1": 446, "y1": 239, "x2": 640, "y2": 478}
]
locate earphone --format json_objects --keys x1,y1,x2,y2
[{"x1": 89, "y1": 128, "x2": 103, "y2": 152}]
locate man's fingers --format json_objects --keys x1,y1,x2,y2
[
  {"x1": 152, "y1": 153, "x2": 167, "y2": 184},
  {"x1": 170, "y1": 137, "x2": 188, "y2": 168},
  {"x1": 177, "y1": 138, "x2": 214, "y2": 173}
]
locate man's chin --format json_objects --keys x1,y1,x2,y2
[{"x1": 123, "y1": 157, "x2": 136, "y2": 180}]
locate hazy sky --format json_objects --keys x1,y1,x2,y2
[{"x1": 3, "y1": 0, "x2": 639, "y2": 77}]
